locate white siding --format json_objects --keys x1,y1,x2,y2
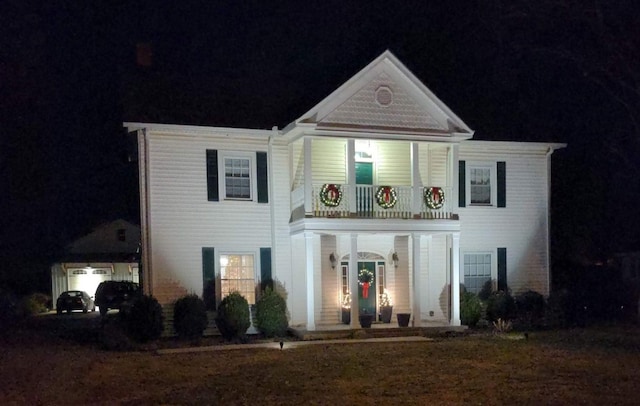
[
  {"x1": 311, "y1": 138, "x2": 346, "y2": 184},
  {"x1": 459, "y1": 143, "x2": 551, "y2": 295},
  {"x1": 376, "y1": 140, "x2": 411, "y2": 185},
  {"x1": 146, "y1": 130, "x2": 274, "y2": 302},
  {"x1": 418, "y1": 144, "x2": 448, "y2": 187}
]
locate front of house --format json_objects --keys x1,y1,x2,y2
[{"x1": 125, "y1": 51, "x2": 564, "y2": 330}]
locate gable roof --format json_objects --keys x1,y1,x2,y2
[
  {"x1": 285, "y1": 50, "x2": 473, "y2": 140},
  {"x1": 65, "y1": 219, "x2": 140, "y2": 257}
]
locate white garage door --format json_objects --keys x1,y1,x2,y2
[{"x1": 68, "y1": 268, "x2": 111, "y2": 297}]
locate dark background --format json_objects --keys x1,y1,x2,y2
[{"x1": 2, "y1": 1, "x2": 639, "y2": 295}]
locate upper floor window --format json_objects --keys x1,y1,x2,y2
[
  {"x1": 207, "y1": 150, "x2": 268, "y2": 203},
  {"x1": 224, "y1": 157, "x2": 251, "y2": 199},
  {"x1": 470, "y1": 166, "x2": 492, "y2": 205}
]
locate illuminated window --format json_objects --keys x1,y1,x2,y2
[
  {"x1": 220, "y1": 254, "x2": 255, "y2": 304},
  {"x1": 377, "y1": 263, "x2": 386, "y2": 294}
]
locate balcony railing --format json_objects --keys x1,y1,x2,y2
[{"x1": 296, "y1": 184, "x2": 455, "y2": 220}]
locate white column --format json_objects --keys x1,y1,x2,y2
[
  {"x1": 347, "y1": 139, "x2": 356, "y2": 215},
  {"x1": 305, "y1": 232, "x2": 315, "y2": 331},
  {"x1": 410, "y1": 142, "x2": 422, "y2": 217},
  {"x1": 411, "y1": 233, "x2": 422, "y2": 326},
  {"x1": 450, "y1": 232, "x2": 461, "y2": 326},
  {"x1": 349, "y1": 234, "x2": 359, "y2": 328},
  {"x1": 304, "y1": 137, "x2": 313, "y2": 215}
]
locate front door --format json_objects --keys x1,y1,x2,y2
[
  {"x1": 358, "y1": 261, "x2": 376, "y2": 316},
  {"x1": 355, "y1": 162, "x2": 373, "y2": 215}
]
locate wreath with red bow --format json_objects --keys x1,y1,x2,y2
[
  {"x1": 320, "y1": 184, "x2": 342, "y2": 207},
  {"x1": 375, "y1": 186, "x2": 398, "y2": 209},
  {"x1": 424, "y1": 187, "x2": 445, "y2": 209}
]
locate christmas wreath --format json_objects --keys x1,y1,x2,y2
[
  {"x1": 424, "y1": 187, "x2": 445, "y2": 209},
  {"x1": 358, "y1": 268, "x2": 374, "y2": 285},
  {"x1": 375, "y1": 186, "x2": 398, "y2": 209},
  {"x1": 358, "y1": 268, "x2": 375, "y2": 298},
  {"x1": 320, "y1": 184, "x2": 342, "y2": 207}
]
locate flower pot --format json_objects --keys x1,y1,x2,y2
[
  {"x1": 341, "y1": 308, "x2": 351, "y2": 325},
  {"x1": 397, "y1": 313, "x2": 410, "y2": 327},
  {"x1": 380, "y1": 306, "x2": 393, "y2": 323},
  {"x1": 359, "y1": 314, "x2": 374, "y2": 328}
]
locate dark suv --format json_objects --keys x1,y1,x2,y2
[{"x1": 95, "y1": 281, "x2": 141, "y2": 316}]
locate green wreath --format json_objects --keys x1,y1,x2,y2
[
  {"x1": 424, "y1": 187, "x2": 445, "y2": 209},
  {"x1": 375, "y1": 186, "x2": 398, "y2": 209},
  {"x1": 320, "y1": 184, "x2": 342, "y2": 207},
  {"x1": 358, "y1": 268, "x2": 374, "y2": 285}
]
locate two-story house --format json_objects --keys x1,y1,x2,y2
[{"x1": 125, "y1": 51, "x2": 565, "y2": 330}]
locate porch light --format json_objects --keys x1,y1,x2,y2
[
  {"x1": 329, "y1": 253, "x2": 338, "y2": 269},
  {"x1": 392, "y1": 252, "x2": 399, "y2": 268}
]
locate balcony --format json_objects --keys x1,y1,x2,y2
[{"x1": 291, "y1": 184, "x2": 456, "y2": 220}]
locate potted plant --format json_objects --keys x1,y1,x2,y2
[
  {"x1": 397, "y1": 312, "x2": 411, "y2": 327},
  {"x1": 379, "y1": 292, "x2": 393, "y2": 323},
  {"x1": 359, "y1": 309, "x2": 374, "y2": 328},
  {"x1": 341, "y1": 292, "x2": 351, "y2": 324}
]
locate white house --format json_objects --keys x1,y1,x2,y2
[
  {"x1": 125, "y1": 51, "x2": 565, "y2": 330},
  {"x1": 51, "y1": 219, "x2": 140, "y2": 307}
]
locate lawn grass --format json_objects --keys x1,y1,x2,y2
[{"x1": 1, "y1": 324, "x2": 639, "y2": 405}]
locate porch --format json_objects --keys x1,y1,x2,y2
[{"x1": 289, "y1": 320, "x2": 467, "y2": 341}]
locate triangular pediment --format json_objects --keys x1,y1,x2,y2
[{"x1": 291, "y1": 51, "x2": 473, "y2": 139}]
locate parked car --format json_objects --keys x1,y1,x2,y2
[
  {"x1": 56, "y1": 291, "x2": 95, "y2": 314},
  {"x1": 95, "y1": 281, "x2": 141, "y2": 316}
]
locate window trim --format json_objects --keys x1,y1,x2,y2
[
  {"x1": 218, "y1": 151, "x2": 256, "y2": 201},
  {"x1": 465, "y1": 162, "x2": 497, "y2": 207},
  {"x1": 462, "y1": 251, "x2": 494, "y2": 294},
  {"x1": 218, "y1": 252, "x2": 257, "y2": 305}
]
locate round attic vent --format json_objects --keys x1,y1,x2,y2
[{"x1": 375, "y1": 86, "x2": 393, "y2": 107}]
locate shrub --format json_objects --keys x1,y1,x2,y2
[
  {"x1": 255, "y1": 287, "x2": 288, "y2": 337},
  {"x1": 478, "y1": 280, "x2": 493, "y2": 301},
  {"x1": 16, "y1": 293, "x2": 50, "y2": 318},
  {"x1": 485, "y1": 290, "x2": 516, "y2": 322},
  {"x1": 515, "y1": 290, "x2": 545, "y2": 329},
  {"x1": 173, "y1": 294, "x2": 208, "y2": 340},
  {"x1": 121, "y1": 295, "x2": 164, "y2": 343},
  {"x1": 215, "y1": 292, "x2": 250, "y2": 341},
  {"x1": 101, "y1": 316, "x2": 135, "y2": 351},
  {"x1": 460, "y1": 291, "x2": 482, "y2": 327}
]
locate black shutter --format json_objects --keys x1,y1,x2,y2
[
  {"x1": 458, "y1": 160, "x2": 466, "y2": 207},
  {"x1": 497, "y1": 247, "x2": 507, "y2": 292},
  {"x1": 260, "y1": 247, "x2": 272, "y2": 290},
  {"x1": 202, "y1": 247, "x2": 216, "y2": 310},
  {"x1": 256, "y1": 152, "x2": 268, "y2": 203},
  {"x1": 497, "y1": 161, "x2": 506, "y2": 208},
  {"x1": 206, "y1": 150, "x2": 219, "y2": 201}
]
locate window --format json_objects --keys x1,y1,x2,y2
[
  {"x1": 220, "y1": 254, "x2": 255, "y2": 304},
  {"x1": 224, "y1": 157, "x2": 251, "y2": 199},
  {"x1": 470, "y1": 167, "x2": 491, "y2": 205},
  {"x1": 377, "y1": 263, "x2": 386, "y2": 295},
  {"x1": 460, "y1": 161, "x2": 505, "y2": 208},
  {"x1": 117, "y1": 228, "x2": 126, "y2": 242},
  {"x1": 464, "y1": 253, "x2": 492, "y2": 294},
  {"x1": 341, "y1": 264, "x2": 349, "y2": 296}
]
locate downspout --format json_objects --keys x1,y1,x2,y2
[
  {"x1": 268, "y1": 127, "x2": 277, "y2": 283},
  {"x1": 545, "y1": 146, "x2": 553, "y2": 297},
  {"x1": 138, "y1": 128, "x2": 153, "y2": 296}
]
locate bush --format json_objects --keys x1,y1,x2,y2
[
  {"x1": 16, "y1": 293, "x2": 50, "y2": 318},
  {"x1": 515, "y1": 290, "x2": 545, "y2": 329},
  {"x1": 101, "y1": 316, "x2": 135, "y2": 351},
  {"x1": 460, "y1": 291, "x2": 482, "y2": 327},
  {"x1": 255, "y1": 287, "x2": 288, "y2": 337},
  {"x1": 121, "y1": 295, "x2": 164, "y2": 343},
  {"x1": 173, "y1": 294, "x2": 208, "y2": 340},
  {"x1": 215, "y1": 292, "x2": 250, "y2": 341},
  {"x1": 485, "y1": 290, "x2": 516, "y2": 322},
  {"x1": 478, "y1": 280, "x2": 493, "y2": 301}
]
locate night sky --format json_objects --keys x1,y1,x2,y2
[{"x1": 2, "y1": 1, "x2": 639, "y2": 294}]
